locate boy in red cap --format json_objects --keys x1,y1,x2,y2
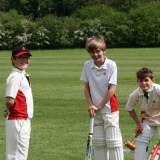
[{"x1": 4, "y1": 45, "x2": 33, "y2": 160}]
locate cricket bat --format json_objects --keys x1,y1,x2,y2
[{"x1": 85, "y1": 117, "x2": 94, "y2": 160}]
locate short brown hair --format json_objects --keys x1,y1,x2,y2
[
  {"x1": 86, "y1": 36, "x2": 106, "y2": 53},
  {"x1": 136, "y1": 67, "x2": 153, "y2": 80}
]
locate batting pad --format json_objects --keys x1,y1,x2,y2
[
  {"x1": 109, "y1": 147, "x2": 124, "y2": 160},
  {"x1": 94, "y1": 146, "x2": 108, "y2": 160},
  {"x1": 134, "y1": 141, "x2": 148, "y2": 160}
]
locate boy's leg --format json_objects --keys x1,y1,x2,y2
[
  {"x1": 93, "y1": 114, "x2": 108, "y2": 160},
  {"x1": 17, "y1": 119, "x2": 31, "y2": 160},
  {"x1": 103, "y1": 112, "x2": 124, "y2": 160},
  {"x1": 6, "y1": 119, "x2": 31, "y2": 160},
  {"x1": 134, "y1": 142, "x2": 148, "y2": 160},
  {"x1": 106, "y1": 126, "x2": 124, "y2": 160},
  {"x1": 134, "y1": 124, "x2": 156, "y2": 160},
  {"x1": 6, "y1": 120, "x2": 19, "y2": 160}
]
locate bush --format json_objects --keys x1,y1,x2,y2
[
  {"x1": 39, "y1": 15, "x2": 80, "y2": 48},
  {"x1": 15, "y1": 20, "x2": 50, "y2": 48},
  {"x1": 128, "y1": 1, "x2": 160, "y2": 47},
  {"x1": 0, "y1": 10, "x2": 25, "y2": 49},
  {"x1": 1, "y1": 3, "x2": 160, "y2": 49},
  {"x1": 73, "y1": 5, "x2": 115, "y2": 20},
  {"x1": 0, "y1": 10, "x2": 50, "y2": 49}
]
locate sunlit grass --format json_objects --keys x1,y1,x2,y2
[{"x1": 0, "y1": 48, "x2": 160, "y2": 159}]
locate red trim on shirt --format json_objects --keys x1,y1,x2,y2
[
  {"x1": 110, "y1": 94, "x2": 119, "y2": 112},
  {"x1": 8, "y1": 90, "x2": 28, "y2": 120},
  {"x1": 141, "y1": 111, "x2": 145, "y2": 123}
]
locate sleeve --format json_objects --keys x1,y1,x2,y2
[
  {"x1": 125, "y1": 89, "x2": 139, "y2": 111},
  {"x1": 6, "y1": 74, "x2": 21, "y2": 99},
  {"x1": 155, "y1": 84, "x2": 160, "y2": 97},
  {"x1": 80, "y1": 62, "x2": 88, "y2": 83},
  {"x1": 109, "y1": 61, "x2": 117, "y2": 85}
]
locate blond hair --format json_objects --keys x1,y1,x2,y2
[{"x1": 86, "y1": 36, "x2": 106, "y2": 53}]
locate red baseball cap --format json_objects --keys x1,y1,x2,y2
[{"x1": 12, "y1": 45, "x2": 32, "y2": 57}]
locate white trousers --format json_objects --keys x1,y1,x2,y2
[{"x1": 6, "y1": 119, "x2": 31, "y2": 160}]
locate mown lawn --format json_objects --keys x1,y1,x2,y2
[{"x1": 0, "y1": 48, "x2": 160, "y2": 159}]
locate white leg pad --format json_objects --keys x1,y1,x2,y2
[
  {"x1": 106, "y1": 127, "x2": 123, "y2": 148},
  {"x1": 109, "y1": 147, "x2": 124, "y2": 160},
  {"x1": 134, "y1": 141, "x2": 148, "y2": 160},
  {"x1": 93, "y1": 125, "x2": 108, "y2": 160},
  {"x1": 94, "y1": 146, "x2": 108, "y2": 160}
]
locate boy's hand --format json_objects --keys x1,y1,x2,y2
[
  {"x1": 3, "y1": 109, "x2": 8, "y2": 118},
  {"x1": 88, "y1": 105, "x2": 97, "y2": 117},
  {"x1": 136, "y1": 124, "x2": 143, "y2": 135}
]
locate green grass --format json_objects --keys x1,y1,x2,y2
[{"x1": 0, "y1": 48, "x2": 160, "y2": 159}]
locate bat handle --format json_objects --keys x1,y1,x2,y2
[
  {"x1": 131, "y1": 138, "x2": 136, "y2": 144},
  {"x1": 131, "y1": 131, "x2": 140, "y2": 144},
  {"x1": 89, "y1": 118, "x2": 94, "y2": 134}
]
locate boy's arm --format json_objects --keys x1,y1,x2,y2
[
  {"x1": 97, "y1": 84, "x2": 116, "y2": 110},
  {"x1": 4, "y1": 97, "x2": 14, "y2": 118},
  {"x1": 128, "y1": 109, "x2": 143, "y2": 134},
  {"x1": 6, "y1": 97, "x2": 14, "y2": 110},
  {"x1": 84, "y1": 83, "x2": 97, "y2": 117}
]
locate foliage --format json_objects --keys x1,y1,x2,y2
[
  {"x1": 73, "y1": 5, "x2": 115, "y2": 20},
  {"x1": 15, "y1": 20, "x2": 50, "y2": 48},
  {"x1": 0, "y1": 10, "x2": 50, "y2": 49},
  {"x1": 4, "y1": 0, "x2": 85, "y2": 20},
  {"x1": 73, "y1": 19, "x2": 114, "y2": 47},
  {"x1": 1, "y1": 2, "x2": 160, "y2": 49},
  {"x1": 129, "y1": 1, "x2": 160, "y2": 47},
  {"x1": 0, "y1": 10, "x2": 25, "y2": 49},
  {"x1": 39, "y1": 15, "x2": 80, "y2": 48}
]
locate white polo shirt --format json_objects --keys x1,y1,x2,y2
[
  {"x1": 80, "y1": 57, "x2": 118, "y2": 113},
  {"x1": 6, "y1": 68, "x2": 33, "y2": 119},
  {"x1": 126, "y1": 83, "x2": 160, "y2": 126}
]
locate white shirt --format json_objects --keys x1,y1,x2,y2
[
  {"x1": 126, "y1": 83, "x2": 160, "y2": 126},
  {"x1": 80, "y1": 58, "x2": 118, "y2": 113}
]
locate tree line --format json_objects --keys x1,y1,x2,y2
[{"x1": 0, "y1": 0, "x2": 160, "y2": 49}]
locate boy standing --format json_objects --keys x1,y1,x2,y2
[
  {"x1": 80, "y1": 36, "x2": 124, "y2": 160},
  {"x1": 4, "y1": 45, "x2": 33, "y2": 160},
  {"x1": 125, "y1": 67, "x2": 160, "y2": 160}
]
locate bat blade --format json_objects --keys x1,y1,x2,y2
[
  {"x1": 85, "y1": 135, "x2": 93, "y2": 160},
  {"x1": 148, "y1": 140, "x2": 160, "y2": 160},
  {"x1": 85, "y1": 118, "x2": 94, "y2": 160}
]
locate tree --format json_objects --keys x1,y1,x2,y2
[
  {"x1": 8, "y1": 0, "x2": 54, "y2": 20},
  {"x1": 0, "y1": 0, "x2": 9, "y2": 11}
]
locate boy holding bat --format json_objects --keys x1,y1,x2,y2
[
  {"x1": 125, "y1": 67, "x2": 160, "y2": 160},
  {"x1": 81, "y1": 36, "x2": 124, "y2": 160}
]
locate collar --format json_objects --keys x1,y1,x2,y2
[
  {"x1": 138, "y1": 84, "x2": 155, "y2": 95},
  {"x1": 12, "y1": 67, "x2": 26, "y2": 74},
  {"x1": 90, "y1": 57, "x2": 108, "y2": 70}
]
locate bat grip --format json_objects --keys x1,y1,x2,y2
[
  {"x1": 131, "y1": 138, "x2": 136, "y2": 144},
  {"x1": 131, "y1": 130, "x2": 141, "y2": 144},
  {"x1": 89, "y1": 118, "x2": 94, "y2": 134}
]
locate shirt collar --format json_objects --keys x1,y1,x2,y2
[
  {"x1": 12, "y1": 67, "x2": 26, "y2": 74},
  {"x1": 138, "y1": 84, "x2": 155, "y2": 95},
  {"x1": 90, "y1": 57, "x2": 108, "y2": 70}
]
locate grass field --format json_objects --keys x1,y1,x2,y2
[{"x1": 0, "y1": 48, "x2": 160, "y2": 160}]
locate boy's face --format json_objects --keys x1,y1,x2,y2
[
  {"x1": 12, "y1": 54, "x2": 31, "y2": 70},
  {"x1": 89, "y1": 48, "x2": 105, "y2": 66},
  {"x1": 137, "y1": 77, "x2": 153, "y2": 92}
]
